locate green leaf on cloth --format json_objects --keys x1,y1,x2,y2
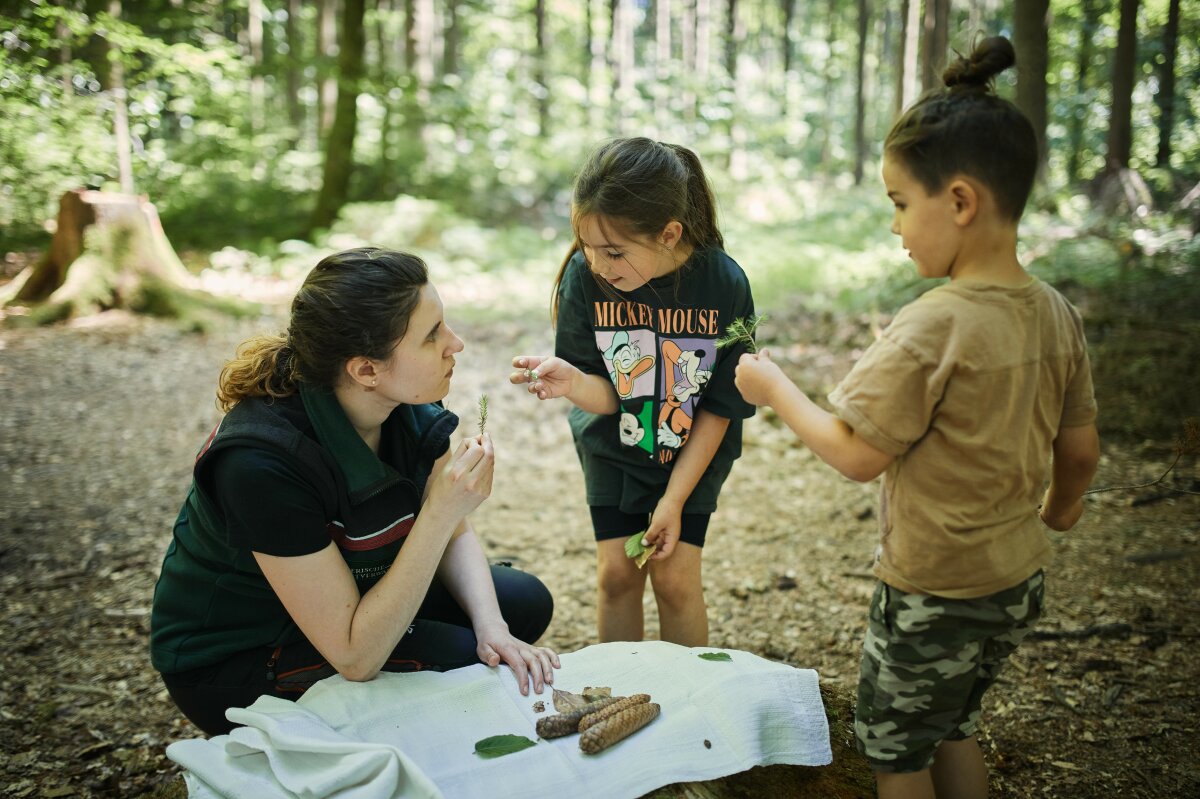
[{"x1": 473, "y1": 735, "x2": 537, "y2": 758}]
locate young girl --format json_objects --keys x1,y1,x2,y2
[
  {"x1": 735, "y1": 39, "x2": 1099, "y2": 799},
  {"x1": 510, "y1": 137, "x2": 756, "y2": 647}
]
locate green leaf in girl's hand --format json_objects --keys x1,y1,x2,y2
[
  {"x1": 698, "y1": 652, "x2": 732, "y2": 662},
  {"x1": 473, "y1": 734, "x2": 537, "y2": 758},
  {"x1": 624, "y1": 530, "x2": 655, "y2": 568}
]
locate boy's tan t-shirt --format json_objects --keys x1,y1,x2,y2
[{"x1": 828, "y1": 278, "x2": 1097, "y2": 599}]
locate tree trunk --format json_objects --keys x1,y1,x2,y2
[
  {"x1": 920, "y1": 0, "x2": 949, "y2": 91},
  {"x1": 893, "y1": 0, "x2": 917, "y2": 118},
  {"x1": 1067, "y1": 0, "x2": 1100, "y2": 183},
  {"x1": 853, "y1": 0, "x2": 869, "y2": 185},
  {"x1": 1014, "y1": 0, "x2": 1050, "y2": 179},
  {"x1": 285, "y1": 0, "x2": 304, "y2": 139},
  {"x1": 656, "y1": 0, "x2": 672, "y2": 121},
  {"x1": 1105, "y1": 0, "x2": 1139, "y2": 173},
  {"x1": 95, "y1": 0, "x2": 135, "y2": 195},
  {"x1": 443, "y1": 0, "x2": 460, "y2": 76},
  {"x1": 781, "y1": 0, "x2": 795, "y2": 116},
  {"x1": 534, "y1": 0, "x2": 549, "y2": 138},
  {"x1": 695, "y1": 0, "x2": 712, "y2": 122},
  {"x1": 247, "y1": 0, "x2": 265, "y2": 133},
  {"x1": 1155, "y1": 0, "x2": 1180, "y2": 167},
  {"x1": 587, "y1": 0, "x2": 609, "y2": 129},
  {"x1": 724, "y1": 0, "x2": 739, "y2": 80},
  {"x1": 309, "y1": 0, "x2": 366, "y2": 232},
  {"x1": 817, "y1": 0, "x2": 837, "y2": 168},
  {"x1": 682, "y1": 0, "x2": 697, "y2": 123},
  {"x1": 612, "y1": 0, "x2": 635, "y2": 133},
  {"x1": 2, "y1": 191, "x2": 251, "y2": 328},
  {"x1": 316, "y1": 0, "x2": 338, "y2": 141}
]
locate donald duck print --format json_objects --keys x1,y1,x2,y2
[{"x1": 592, "y1": 300, "x2": 720, "y2": 466}]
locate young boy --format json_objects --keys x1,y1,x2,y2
[{"x1": 734, "y1": 37, "x2": 1100, "y2": 799}]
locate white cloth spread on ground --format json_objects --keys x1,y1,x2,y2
[{"x1": 167, "y1": 641, "x2": 832, "y2": 799}]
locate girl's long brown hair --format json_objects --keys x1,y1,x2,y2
[{"x1": 551, "y1": 137, "x2": 723, "y2": 325}]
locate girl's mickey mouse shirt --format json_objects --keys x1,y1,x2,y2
[{"x1": 554, "y1": 248, "x2": 756, "y2": 514}]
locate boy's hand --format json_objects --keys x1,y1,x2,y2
[
  {"x1": 510, "y1": 356, "x2": 576, "y2": 401},
  {"x1": 1039, "y1": 492, "x2": 1084, "y2": 531},
  {"x1": 734, "y1": 350, "x2": 787, "y2": 406}
]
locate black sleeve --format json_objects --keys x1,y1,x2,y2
[
  {"x1": 210, "y1": 447, "x2": 333, "y2": 556},
  {"x1": 700, "y1": 268, "x2": 758, "y2": 420}
]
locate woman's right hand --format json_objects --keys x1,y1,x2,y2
[
  {"x1": 425, "y1": 434, "x2": 494, "y2": 520},
  {"x1": 510, "y1": 355, "x2": 578, "y2": 401}
]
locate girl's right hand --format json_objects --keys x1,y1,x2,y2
[
  {"x1": 510, "y1": 356, "x2": 577, "y2": 401},
  {"x1": 425, "y1": 434, "x2": 494, "y2": 520}
]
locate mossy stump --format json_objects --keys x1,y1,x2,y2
[{"x1": 2, "y1": 189, "x2": 256, "y2": 329}]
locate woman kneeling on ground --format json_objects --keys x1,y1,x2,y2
[{"x1": 150, "y1": 247, "x2": 559, "y2": 736}]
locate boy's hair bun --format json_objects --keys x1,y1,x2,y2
[{"x1": 942, "y1": 36, "x2": 1015, "y2": 91}]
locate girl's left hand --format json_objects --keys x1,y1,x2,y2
[
  {"x1": 474, "y1": 621, "x2": 560, "y2": 696},
  {"x1": 643, "y1": 499, "x2": 683, "y2": 560}
]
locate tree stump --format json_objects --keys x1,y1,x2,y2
[{"x1": 2, "y1": 189, "x2": 254, "y2": 328}]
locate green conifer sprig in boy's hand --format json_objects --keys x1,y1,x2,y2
[
  {"x1": 477, "y1": 394, "x2": 489, "y2": 436},
  {"x1": 715, "y1": 314, "x2": 767, "y2": 354}
]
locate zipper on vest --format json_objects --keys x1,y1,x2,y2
[{"x1": 266, "y1": 645, "x2": 281, "y2": 682}]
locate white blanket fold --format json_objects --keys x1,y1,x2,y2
[{"x1": 167, "y1": 641, "x2": 832, "y2": 799}]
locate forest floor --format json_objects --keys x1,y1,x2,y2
[{"x1": 1, "y1": 278, "x2": 1198, "y2": 798}]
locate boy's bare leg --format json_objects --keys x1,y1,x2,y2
[
  {"x1": 931, "y1": 737, "x2": 988, "y2": 799},
  {"x1": 876, "y1": 770, "x2": 935, "y2": 799},
  {"x1": 649, "y1": 543, "x2": 707, "y2": 647},
  {"x1": 596, "y1": 539, "x2": 648, "y2": 642}
]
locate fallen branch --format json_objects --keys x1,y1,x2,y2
[
  {"x1": 1085, "y1": 419, "x2": 1199, "y2": 498},
  {"x1": 1027, "y1": 622, "x2": 1133, "y2": 642}
]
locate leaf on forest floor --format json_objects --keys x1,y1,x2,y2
[
  {"x1": 552, "y1": 686, "x2": 612, "y2": 712},
  {"x1": 474, "y1": 734, "x2": 537, "y2": 758}
]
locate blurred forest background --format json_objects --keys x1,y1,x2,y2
[
  {"x1": 1, "y1": 3, "x2": 1198, "y2": 796},
  {"x1": 0, "y1": 0, "x2": 1197, "y2": 421}
]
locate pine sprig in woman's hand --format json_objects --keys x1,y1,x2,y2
[
  {"x1": 477, "y1": 394, "x2": 489, "y2": 436},
  {"x1": 715, "y1": 314, "x2": 767, "y2": 354}
]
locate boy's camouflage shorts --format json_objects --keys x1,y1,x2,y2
[{"x1": 854, "y1": 571, "x2": 1044, "y2": 772}]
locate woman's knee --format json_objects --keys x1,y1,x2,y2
[{"x1": 491, "y1": 564, "x2": 554, "y2": 642}]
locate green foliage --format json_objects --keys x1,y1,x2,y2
[{"x1": 473, "y1": 734, "x2": 537, "y2": 758}]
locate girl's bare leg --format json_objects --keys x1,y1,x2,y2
[
  {"x1": 648, "y1": 543, "x2": 707, "y2": 646},
  {"x1": 595, "y1": 539, "x2": 649, "y2": 642}
]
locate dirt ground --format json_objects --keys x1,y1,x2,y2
[{"x1": 0, "y1": 293, "x2": 1197, "y2": 798}]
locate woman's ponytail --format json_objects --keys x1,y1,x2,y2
[{"x1": 215, "y1": 335, "x2": 300, "y2": 413}]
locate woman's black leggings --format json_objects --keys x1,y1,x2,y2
[{"x1": 160, "y1": 563, "x2": 553, "y2": 736}]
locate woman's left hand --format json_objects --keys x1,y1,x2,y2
[{"x1": 474, "y1": 621, "x2": 560, "y2": 695}]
